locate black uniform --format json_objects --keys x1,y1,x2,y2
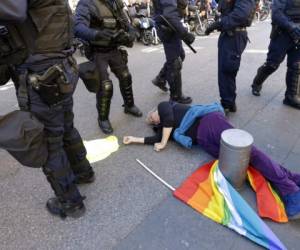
[
  {"x1": 0, "y1": 0, "x2": 94, "y2": 218},
  {"x1": 252, "y1": 0, "x2": 300, "y2": 110},
  {"x1": 152, "y1": 0, "x2": 195, "y2": 104},
  {"x1": 74, "y1": 0, "x2": 142, "y2": 134},
  {"x1": 205, "y1": 0, "x2": 256, "y2": 112}
]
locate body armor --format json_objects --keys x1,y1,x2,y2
[
  {"x1": 0, "y1": 0, "x2": 72, "y2": 65},
  {"x1": 90, "y1": 0, "x2": 125, "y2": 47},
  {"x1": 286, "y1": 0, "x2": 300, "y2": 23}
]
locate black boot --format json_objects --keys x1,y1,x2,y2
[
  {"x1": 46, "y1": 197, "x2": 86, "y2": 219},
  {"x1": 251, "y1": 63, "x2": 278, "y2": 96},
  {"x1": 97, "y1": 80, "x2": 114, "y2": 134},
  {"x1": 221, "y1": 101, "x2": 237, "y2": 115},
  {"x1": 283, "y1": 66, "x2": 300, "y2": 109},
  {"x1": 152, "y1": 65, "x2": 168, "y2": 92},
  {"x1": 119, "y1": 73, "x2": 143, "y2": 117},
  {"x1": 168, "y1": 57, "x2": 192, "y2": 104},
  {"x1": 169, "y1": 71, "x2": 192, "y2": 104},
  {"x1": 43, "y1": 165, "x2": 86, "y2": 219}
]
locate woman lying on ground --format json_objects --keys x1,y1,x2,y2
[{"x1": 123, "y1": 101, "x2": 300, "y2": 219}]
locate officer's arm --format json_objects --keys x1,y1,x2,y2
[
  {"x1": 219, "y1": 0, "x2": 255, "y2": 31},
  {"x1": 0, "y1": 0, "x2": 28, "y2": 23},
  {"x1": 161, "y1": 0, "x2": 187, "y2": 36},
  {"x1": 272, "y1": 0, "x2": 294, "y2": 31},
  {"x1": 74, "y1": 0, "x2": 98, "y2": 41}
]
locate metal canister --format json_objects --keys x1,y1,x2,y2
[{"x1": 219, "y1": 129, "x2": 254, "y2": 190}]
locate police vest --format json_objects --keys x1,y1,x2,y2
[
  {"x1": 218, "y1": 0, "x2": 256, "y2": 27},
  {"x1": 90, "y1": 0, "x2": 123, "y2": 47},
  {"x1": 286, "y1": 0, "x2": 300, "y2": 22},
  {"x1": 0, "y1": 0, "x2": 72, "y2": 65}
]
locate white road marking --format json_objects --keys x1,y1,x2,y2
[{"x1": 245, "y1": 49, "x2": 268, "y2": 54}]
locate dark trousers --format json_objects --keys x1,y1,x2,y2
[
  {"x1": 158, "y1": 32, "x2": 185, "y2": 89},
  {"x1": 16, "y1": 59, "x2": 88, "y2": 202},
  {"x1": 218, "y1": 32, "x2": 248, "y2": 106},
  {"x1": 265, "y1": 33, "x2": 300, "y2": 69},
  {"x1": 94, "y1": 48, "x2": 130, "y2": 106},
  {"x1": 197, "y1": 112, "x2": 300, "y2": 196}
]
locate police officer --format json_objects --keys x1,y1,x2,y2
[
  {"x1": 152, "y1": 0, "x2": 196, "y2": 104},
  {"x1": 251, "y1": 0, "x2": 300, "y2": 110},
  {"x1": 0, "y1": 0, "x2": 95, "y2": 218},
  {"x1": 74, "y1": 0, "x2": 143, "y2": 135},
  {"x1": 205, "y1": 0, "x2": 256, "y2": 113}
]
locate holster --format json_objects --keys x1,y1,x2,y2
[{"x1": 28, "y1": 64, "x2": 73, "y2": 107}]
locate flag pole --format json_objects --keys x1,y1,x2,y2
[{"x1": 136, "y1": 159, "x2": 175, "y2": 191}]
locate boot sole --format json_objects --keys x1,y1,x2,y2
[
  {"x1": 283, "y1": 99, "x2": 300, "y2": 110},
  {"x1": 124, "y1": 110, "x2": 143, "y2": 117}
]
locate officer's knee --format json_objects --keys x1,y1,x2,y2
[
  {"x1": 100, "y1": 80, "x2": 113, "y2": 98},
  {"x1": 172, "y1": 57, "x2": 183, "y2": 71},
  {"x1": 118, "y1": 70, "x2": 132, "y2": 86},
  {"x1": 288, "y1": 62, "x2": 300, "y2": 73},
  {"x1": 47, "y1": 135, "x2": 63, "y2": 155},
  {"x1": 262, "y1": 62, "x2": 279, "y2": 74}
]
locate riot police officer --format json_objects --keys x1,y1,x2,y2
[
  {"x1": 74, "y1": 0, "x2": 143, "y2": 134},
  {"x1": 205, "y1": 0, "x2": 256, "y2": 113},
  {"x1": 0, "y1": 0, "x2": 95, "y2": 218},
  {"x1": 152, "y1": 0, "x2": 196, "y2": 104},
  {"x1": 251, "y1": 0, "x2": 300, "y2": 110}
]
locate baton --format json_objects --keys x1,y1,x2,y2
[{"x1": 159, "y1": 15, "x2": 197, "y2": 54}]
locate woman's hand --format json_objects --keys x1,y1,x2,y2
[{"x1": 154, "y1": 142, "x2": 166, "y2": 152}]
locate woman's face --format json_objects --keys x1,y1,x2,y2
[{"x1": 147, "y1": 110, "x2": 160, "y2": 125}]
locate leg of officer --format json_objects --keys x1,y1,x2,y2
[
  {"x1": 284, "y1": 44, "x2": 300, "y2": 109},
  {"x1": 110, "y1": 49, "x2": 142, "y2": 118},
  {"x1": 152, "y1": 63, "x2": 169, "y2": 92},
  {"x1": 94, "y1": 52, "x2": 114, "y2": 134},
  {"x1": 63, "y1": 96, "x2": 95, "y2": 183},
  {"x1": 163, "y1": 35, "x2": 192, "y2": 104},
  {"x1": 252, "y1": 34, "x2": 290, "y2": 96},
  {"x1": 28, "y1": 88, "x2": 85, "y2": 218},
  {"x1": 218, "y1": 31, "x2": 247, "y2": 112}
]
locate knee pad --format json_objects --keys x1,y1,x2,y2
[
  {"x1": 118, "y1": 70, "x2": 132, "y2": 87},
  {"x1": 172, "y1": 57, "x2": 183, "y2": 71},
  {"x1": 100, "y1": 80, "x2": 113, "y2": 98},
  {"x1": 261, "y1": 62, "x2": 279, "y2": 75}
]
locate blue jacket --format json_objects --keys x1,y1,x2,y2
[
  {"x1": 219, "y1": 0, "x2": 255, "y2": 31},
  {"x1": 173, "y1": 102, "x2": 224, "y2": 148},
  {"x1": 272, "y1": 0, "x2": 299, "y2": 31},
  {"x1": 153, "y1": 0, "x2": 187, "y2": 36}
]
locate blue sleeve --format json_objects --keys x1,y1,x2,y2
[
  {"x1": 272, "y1": 0, "x2": 293, "y2": 31},
  {"x1": 0, "y1": 0, "x2": 28, "y2": 23},
  {"x1": 161, "y1": 0, "x2": 187, "y2": 36},
  {"x1": 74, "y1": 0, "x2": 98, "y2": 42},
  {"x1": 220, "y1": 0, "x2": 255, "y2": 31}
]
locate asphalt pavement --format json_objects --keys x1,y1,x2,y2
[{"x1": 0, "y1": 20, "x2": 300, "y2": 250}]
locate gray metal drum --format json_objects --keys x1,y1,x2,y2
[{"x1": 219, "y1": 129, "x2": 254, "y2": 190}]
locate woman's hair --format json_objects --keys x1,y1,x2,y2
[{"x1": 146, "y1": 107, "x2": 157, "y2": 124}]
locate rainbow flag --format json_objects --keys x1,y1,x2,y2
[
  {"x1": 174, "y1": 161, "x2": 287, "y2": 250},
  {"x1": 247, "y1": 166, "x2": 288, "y2": 223}
]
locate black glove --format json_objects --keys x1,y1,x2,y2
[
  {"x1": 205, "y1": 21, "x2": 221, "y2": 36},
  {"x1": 95, "y1": 30, "x2": 115, "y2": 41},
  {"x1": 182, "y1": 32, "x2": 195, "y2": 45},
  {"x1": 290, "y1": 26, "x2": 300, "y2": 43}
]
